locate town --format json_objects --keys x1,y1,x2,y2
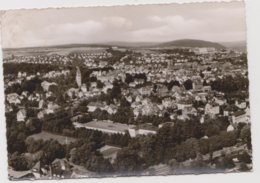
[{"x1": 3, "y1": 43, "x2": 252, "y2": 180}]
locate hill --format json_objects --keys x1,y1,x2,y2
[
  {"x1": 157, "y1": 39, "x2": 225, "y2": 49},
  {"x1": 220, "y1": 41, "x2": 247, "y2": 52}
]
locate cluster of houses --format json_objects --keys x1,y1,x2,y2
[
  {"x1": 3, "y1": 49, "x2": 112, "y2": 67},
  {"x1": 4, "y1": 46, "x2": 250, "y2": 179}
]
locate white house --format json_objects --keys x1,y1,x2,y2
[
  {"x1": 17, "y1": 109, "x2": 26, "y2": 122},
  {"x1": 232, "y1": 111, "x2": 249, "y2": 124}
]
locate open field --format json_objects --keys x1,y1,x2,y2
[
  {"x1": 27, "y1": 131, "x2": 76, "y2": 145},
  {"x1": 3, "y1": 46, "x2": 107, "y2": 59}
]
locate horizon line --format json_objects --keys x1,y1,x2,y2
[{"x1": 2, "y1": 38, "x2": 246, "y2": 50}]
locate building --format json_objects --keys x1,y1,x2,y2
[
  {"x1": 128, "y1": 123, "x2": 158, "y2": 137},
  {"x1": 98, "y1": 145, "x2": 121, "y2": 164},
  {"x1": 6, "y1": 93, "x2": 21, "y2": 105},
  {"x1": 76, "y1": 66, "x2": 82, "y2": 88},
  {"x1": 232, "y1": 111, "x2": 249, "y2": 124},
  {"x1": 73, "y1": 120, "x2": 132, "y2": 135},
  {"x1": 205, "y1": 103, "x2": 220, "y2": 117},
  {"x1": 41, "y1": 81, "x2": 57, "y2": 92},
  {"x1": 17, "y1": 108, "x2": 26, "y2": 122}
]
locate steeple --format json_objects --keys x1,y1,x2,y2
[{"x1": 76, "y1": 66, "x2": 82, "y2": 88}]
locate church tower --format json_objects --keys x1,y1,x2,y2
[{"x1": 76, "y1": 66, "x2": 82, "y2": 88}]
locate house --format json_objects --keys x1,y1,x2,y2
[
  {"x1": 162, "y1": 98, "x2": 175, "y2": 109},
  {"x1": 8, "y1": 168, "x2": 34, "y2": 180},
  {"x1": 66, "y1": 88, "x2": 79, "y2": 99},
  {"x1": 31, "y1": 161, "x2": 42, "y2": 179},
  {"x1": 223, "y1": 105, "x2": 239, "y2": 116},
  {"x1": 205, "y1": 103, "x2": 220, "y2": 117},
  {"x1": 41, "y1": 81, "x2": 57, "y2": 92},
  {"x1": 138, "y1": 123, "x2": 158, "y2": 136},
  {"x1": 129, "y1": 82, "x2": 136, "y2": 87},
  {"x1": 128, "y1": 123, "x2": 158, "y2": 137},
  {"x1": 158, "y1": 122, "x2": 175, "y2": 128},
  {"x1": 80, "y1": 84, "x2": 87, "y2": 93},
  {"x1": 192, "y1": 79, "x2": 203, "y2": 91},
  {"x1": 141, "y1": 103, "x2": 160, "y2": 116},
  {"x1": 38, "y1": 99, "x2": 45, "y2": 109},
  {"x1": 213, "y1": 97, "x2": 227, "y2": 106},
  {"x1": 98, "y1": 145, "x2": 121, "y2": 164},
  {"x1": 177, "y1": 100, "x2": 193, "y2": 110},
  {"x1": 37, "y1": 110, "x2": 45, "y2": 119},
  {"x1": 87, "y1": 102, "x2": 105, "y2": 112},
  {"x1": 232, "y1": 111, "x2": 249, "y2": 124},
  {"x1": 138, "y1": 86, "x2": 153, "y2": 96},
  {"x1": 17, "y1": 108, "x2": 26, "y2": 122},
  {"x1": 235, "y1": 100, "x2": 247, "y2": 109},
  {"x1": 7, "y1": 93, "x2": 21, "y2": 104},
  {"x1": 147, "y1": 164, "x2": 172, "y2": 176},
  {"x1": 70, "y1": 164, "x2": 96, "y2": 178},
  {"x1": 227, "y1": 124, "x2": 235, "y2": 132},
  {"x1": 157, "y1": 84, "x2": 168, "y2": 96},
  {"x1": 51, "y1": 158, "x2": 72, "y2": 179},
  {"x1": 103, "y1": 104, "x2": 118, "y2": 115},
  {"x1": 202, "y1": 85, "x2": 212, "y2": 92},
  {"x1": 46, "y1": 102, "x2": 60, "y2": 114}
]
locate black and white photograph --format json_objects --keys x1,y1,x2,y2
[{"x1": 0, "y1": 0, "x2": 252, "y2": 181}]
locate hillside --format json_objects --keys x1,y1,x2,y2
[
  {"x1": 157, "y1": 39, "x2": 225, "y2": 49},
  {"x1": 220, "y1": 41, "x2": 247, "y2": 52}
]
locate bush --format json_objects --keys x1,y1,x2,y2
[{"x1": 238, "y1": 152, "x2": 251, "y2": 164}]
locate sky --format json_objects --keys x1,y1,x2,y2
[{"x1": 0, "y1": 1, "x2": 246, "y2": 48}]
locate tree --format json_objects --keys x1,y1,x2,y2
[
  {"x1": 21, "y1": 77, "x2": 42, "y2": 94},
  {"x1": 240, "y1": 125, "x2": 251, "y2": 149},
  {"x1": 85, "y1": 153, "x2": 113, "y2": 173},
  {"x1": 9, "y1": 152, "x2": 30, "y2": 171},
  {"x1": 216, "y1": 156, "x2": 235, "y2": 169},
  {"x1": 78, "y1": 114, "x2": 92, "y2": 123},
  {"x1": 183, "y1": 79, "x2": 193, "y2": 90},
  {"x1": 26, "y1": 138, "x2": 45, "y2": 154},
  {"x1": 125, "y1": 74, "x2": 134, "y2": 84},
  {"x1": 238, "y1": 152, "x2": 251, "y2": 164},
  {"x1": 110, "y1": 81, "x2": 122, "y2": 99},
  {"x1": 25, "y1": 118, "x2": 42, "y2": 135},
  {"x1": 40, "y1": 140, "x2": 66, "y2": 165},
  {"x1": 114, "y1": 148, "x2": 144, "y2": 174},
  {"x1": 203, "y1": 122, "x2": 220, "y2": 137},
  {"x1": 199, "y1": 139, "x2": 210, "y2": 155},
  {"x1": 97, "y1": 80, "x2": 104, "y2": 89},
  {"x1": 239, "y1": 163, "x2": 250, "y2": 171}
]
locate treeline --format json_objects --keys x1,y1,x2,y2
[
  {"x1": 125, "y1": 73, "x2": 147, "y2": 84},
  {"x1": 3, "y1": 63, "x2": 66, "y2": 75},
  {"x1": 9, "y1": 138, "x2": 66, "y2": 171},
  {"x1": 105, "y1": 48, "x2": 131, "y2": 65},
  {"x1": 6, "y1": 112, "x2": 43, "y2": 154},
  {"x1": 111, "y1": 119, "x2": 251, "y2": 172},
  {"x1": 42, "y1": 109, "x2": 74, "y2": 134},
  {"x1": 5, "y1": 76, "x2": 43, "y2": 95},
  {"x1": 211, "y1": 75, "x2": 249, "y2": 93}
]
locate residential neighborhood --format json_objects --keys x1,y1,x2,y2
[
  {"x1": 1, "y1": 1, "x2": 252, "y2": 181},
  {"x1": 3, "y1": 43, "x2": 252, "y2": 180}
]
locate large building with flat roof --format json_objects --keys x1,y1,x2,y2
[{"x1": 73, "y1": 120, "x2": 132, "y2": 135}]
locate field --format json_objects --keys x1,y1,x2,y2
[
  {"x1": 27, "y1": 131, "x2": 76, "y2": 145},
  {"x1": 3, "y1": 46, "x2": 107, "y2": 59}
]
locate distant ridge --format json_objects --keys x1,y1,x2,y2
[
  {"x1": 157, "y1": 39, "x2": 225, "y2": 49},
  {"x1": 3, "y1": 39, "x2": 226, "y2": 50},
  {"x1": 220, "y1": 41, "x2": 246, "y2": 52}
]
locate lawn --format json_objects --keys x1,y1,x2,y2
[{"x1": 27, "y1": 131, "x2": 76, "y2": 145}]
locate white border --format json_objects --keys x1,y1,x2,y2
[{"x1": 0, "y1": 0, "x2": 260, "y2": 183}]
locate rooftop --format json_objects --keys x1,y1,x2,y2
[{"x1": 74, "y1": 120, "x2": 133, "y2": 133}]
